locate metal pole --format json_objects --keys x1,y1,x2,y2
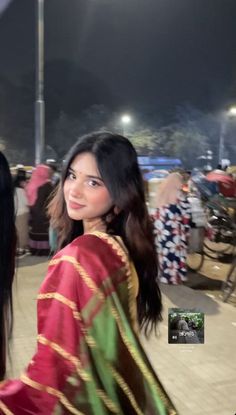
[
  {"x1": 218, "y1": 116, "x2": 227, "y2": 165},
  {"x1": 35, "y1": 0, "x2": 45, "y2": 165}
]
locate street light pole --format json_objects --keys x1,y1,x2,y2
[
  {"x1": 218, "y1": 107, "x2": 236, "y2": 165},
  {"x1": 35, "y1": 0, "x2": 45, "y2": 165},
  {"x1": 218, "y1": 116, "x2": 227, "y2": 164}
]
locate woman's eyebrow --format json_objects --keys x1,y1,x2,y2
[
  {"x1": 68, "y1": 167, "x2": 103, "y2": 181},
  {"x1": 87, "y1": 174, "x2": 104, "y2": 181}
]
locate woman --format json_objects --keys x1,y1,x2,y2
[
  {"x1": 0, "y1": 152, "x2": 16, "y2": 380},
  {"x1": 154, "y1": 172, "x2": 191, "y2": 285},
  {"x1": 14, "y1": 168, "x2": 29, "y2": 256},
  {"x1": 25, "y1": 164, "x2": 53, "y2": 255},
  {"x1": 0, "y1": 133, "x2": 177, "y2": 414}
]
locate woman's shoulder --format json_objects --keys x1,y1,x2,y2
[
  {"x1": 43, "y1": 233, "x2": 128, "y2": 294},
  {"x1": 40, "y1": 234, "x2": 107, "y2": 293},
  {"x1": 56, "y1": 233, "x2": 110, "y2": 254},
  {"x1": 53, "y1": 232, "x2": 127, "y2": 269}
]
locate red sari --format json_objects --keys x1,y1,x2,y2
[{"x1": 0, "y1": 232, "x2": 177, "y2": 414}]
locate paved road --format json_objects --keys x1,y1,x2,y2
[{"x1": 6, "y1": 254, "x2": 236, "y2": 415}]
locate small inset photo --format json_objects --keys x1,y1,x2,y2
[{"x1": 168, "y1": 308, "x2": 204, "y2": 344}]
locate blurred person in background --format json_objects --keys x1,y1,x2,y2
[
  {"x1": 0, "y1": 132, "x2": 177, "y2": 414},
  {"x1": 13, "y1": 168, "x2": 29, "y2": 257},
  {"x1": 154, "y1": 172, "x2": 191, "y2": 284},
  {"x1": 0, "y1": 152, "x2": 16, "y2": 380},
  {"x1": 45, "y1": 159, "x2": 61, "y2": 187},
  {"x1": 25, "y1": 164, "x2": 53, "y2": 256}
]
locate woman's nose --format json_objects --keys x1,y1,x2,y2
[{"x1": 70, "y1": 179, "x2": 83, "y2": 197}]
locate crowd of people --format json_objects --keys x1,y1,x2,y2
[{"x1": 13, "y1": 163, "x2": 57, "y2": 257}]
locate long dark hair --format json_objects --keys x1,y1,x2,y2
[
  {"x1": 0, "y1": 152, "x2": 16, "y2": 379},
  {"x1": 48, "y1": 132, "x2": 162, "y2": 334},
  {"x1": 13, "y1": 168, "x2": 27, "y2": 188}
]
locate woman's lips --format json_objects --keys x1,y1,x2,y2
[{"x1": 68, "y1": 201, "x2": 85, "y2": 209}]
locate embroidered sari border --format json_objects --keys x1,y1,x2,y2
[
  {"x1": 88, "y1": 235, "x2": 175, "y2": 412},
  {"x1": 110, "y1": 305, "x2": 177, "y2": 413},
  {"x1": 87, "y1": 231, "x2": 137, "y2": 331},
  {"x1": 0, "y1": 401, "x2": 13, "y2": 415},
  {"x1": 38, "y1": 292, "x2": 81, "y2": 321},
  {"x1": 49, "y1": 255, "x2": 105, "y2": 301},
  {"x1": 109, "y1": 365, "x2": 144, "y2": 415},
  {"x1": 84, "y1": 332, "x2": 143, "y2": 415},
  {"x1": 20, "y1": 373, "x2": 85, "y2": 415},
  {"x1": 96, "y1": 389, "x2": 119, "y2": 414},
  {"x1": 44, "y1": 233, "x2": 176, "y2": 414},
  {"x1": 37, "y1": 335, "x2": 90, "y2": 382},
  {"x1": 37, "y1": 335, "x2": 119, "y2": 414}
]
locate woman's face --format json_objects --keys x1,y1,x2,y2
[{"x1": 63, "y1": 152, "x2": 113, "y2": 231}]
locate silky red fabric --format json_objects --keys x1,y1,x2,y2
[
  {"x1": 0, "y1": 234, "x2": 176, "y2": 415},
  {"x1": 0, "y1": 234, "x2": 125, "y2": 413}
]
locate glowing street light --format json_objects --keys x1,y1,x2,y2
[
  {"x1": 121, "y1": 114, "x2": 131, "y2": 136},
  {"x1": 228, "y1": 106, "x2": 236, "y2": 116},
  {"x1": 218, "y1": 106, "x2": 236, "y2": 164}
]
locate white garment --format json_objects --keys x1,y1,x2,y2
[
  {"x1": 188, "y1": 196, "x2": 206, "y2": 227},
  {"x1": 14, "y1": 187, "x2": 29, "y2": 216}
]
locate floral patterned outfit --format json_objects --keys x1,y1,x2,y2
[{"x1": 154, "y1": 196, "x2": 191, "y2": 284}]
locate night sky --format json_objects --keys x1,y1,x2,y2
[{"x1": 1, "y1": 0, "x2": 236, "y2": 114}]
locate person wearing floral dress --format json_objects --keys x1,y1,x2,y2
[{"x1": 154, "y1": 173, "x2": 191, "y2": 284}]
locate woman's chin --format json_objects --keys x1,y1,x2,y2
[{"x1": 67, "y1": 211, "x2": 83, "y2": 221}]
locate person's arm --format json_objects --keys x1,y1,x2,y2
[{"x1": 0, "y1": 255, "x2": 82, "y2": 414}]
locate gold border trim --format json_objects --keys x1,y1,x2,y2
[
  {"x1": 110, "y1": 305, "x2": 177, "y2": 413},
  {"x1": 88, "y1": 233, "x2": 176, "y2": 413},
  {"x1": 21, "y1": 373, "x2": 85, "y2": 415},
  {"x1": 37, "y1": 335, "x2": 90, "y2": 382},
  {"x1": 0, "y1": 401, "x2": 13, "y2": 415},
  {"x1": 49, "y1": 256, "x2": 105, "y2": 301},
  {"x1": 38, "y1": 292, "x2": 81, "y2": 321},
  {"x1": 87, "y1": 231, "x2": 138, "y2": 331},
  {"x1": 96, "y1": 389, "x2": 119, "y2": 414},
  {"x1": 84, "y1": 331, "x2": 143, "y2": 415},
  {"x1": 109, "y1": 365, "x2": 143, "y2": 415},
  {"x1": 37, "y1": 335, "x2": 119, "y2": 413},
  {"x1": 46, "y1": 233, "x2": 176, "y2": 413}
]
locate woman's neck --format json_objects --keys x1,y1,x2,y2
[{"x1": 83, "y1": 218, "x2": 107, "y2": 234}]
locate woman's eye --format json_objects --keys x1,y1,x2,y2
[
  {"x1": 88, "y1": 179, "x2": 100, "y2": 187},
  {"x1": 67, "y1": 172, "x2": 76, "y2": 180}
]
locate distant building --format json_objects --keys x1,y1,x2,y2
[{"x1": 138, "y1": 156, "x2": 182, "y2": 172}]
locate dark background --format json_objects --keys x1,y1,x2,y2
[{"x1": 1, "y1": 0, "x2": 236, "y2": 165}]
